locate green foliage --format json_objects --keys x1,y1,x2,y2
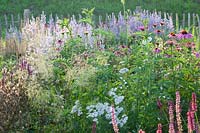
[{"x1": 79, "y1": 8, "x2": 95, "y2": 26}]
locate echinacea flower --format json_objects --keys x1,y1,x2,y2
[
  {"x1": 154, "y1": 30, "x2": 162, "y2": 35},
  {"x1": 185, "y1": 42, "x2": 195, "y2": 50},
  {"x1": 138, "y1": 26, "x2": 145, "y2": 31},
  {"x1": 176, "y1": 30, "x2": 193, "y2": 39},
  {"x1": 166, "y1": 40, "x2": 176, "y2": 46},
  {"x1": 168, "y1": 32, "x2": 176, "y2": 38},
  {"x1": 160, "y1": 22, "x2": 165, "y2": 26},
  {"x1": 153, "y1": 24, "x2": 157, "y2": 28}
]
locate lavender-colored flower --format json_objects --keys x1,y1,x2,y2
[
  {"x1": 153, "y1": 48, "x2": 162, "y2": 54},
  {"x1": 195, "y1": 52, "x2": 200, "y2": 58}
]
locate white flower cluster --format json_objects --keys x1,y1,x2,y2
[
  {"x1": 119, "y1": 68, "x2": 129, "y2": 74},
  {"x1": 108, "y1": 88, "x2": 124, "y2": 105},
  {"x1": 86, "y1": 102, "x2": 110, "y2": 123},
  {"x1": 86, "y1": 102, "x2": 128, "y2": 127},
  {"x1": 86, "y1": 87, "x2": 127, "y2": 127},
  {"x1": 71, "y1": 100, "x2": 83, "y2": 116}
]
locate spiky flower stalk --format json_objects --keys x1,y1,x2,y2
[
  {"x1": 176, "y1": 91, "x2": 183, "y2": 133},
  {"x1": 187, "y1": 111, "x2": 195, "y2": 132},
  {"x1": 111, "y1": 105, "x2": 119, "y2": 133},
  {"x1": 168, "y1": 101, "x2": 175, "y2": 133},
  {"x1": 156, "y1": 123, "x2": 162, "y2": 133},
  {"x1": 191, "y1": 93, "x2": 197, "y2": 112},
  {"x1": 92, "y1": 121, "x2": 96, "y2": 133}
]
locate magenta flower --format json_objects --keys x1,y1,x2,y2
[
  {"x1": 187, "y1": 111, "x2": 195, "y2": 132},
  {"x1": 191, "y1": 93, "x2": 197, "y2": 112},
  {"x1": 176, "y1": 30, "x2": 193, "y2": 39}
]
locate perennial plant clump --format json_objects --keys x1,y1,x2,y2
[{"x1": 0, "y1": 6, "x2": 200, "y2": 132}]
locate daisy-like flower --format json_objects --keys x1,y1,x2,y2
[
  {"x1": 160, "y1": 22, "x2": 165, "y2": 26},
  {"x1": 176, "y1": 30, "x2": 193, "y2": 39},
  {"x1": 168, "y1": 32, "x2": 176, "y2": 38},
  {"x1": 185, "y1": 42, "x2": 195, "y2": 50},
  {"x1": 154, "y1": 30, "x2": 162, "y2": 35},
  {"x1": 138, "y1": 26, "x2": 145, "y2": 31},
  {"x1": 166, "y1": 40, "x2": 176, "y2": 46}
]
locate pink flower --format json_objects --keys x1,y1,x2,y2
[
  {"x1": 154, "y1": 30, "x2": 162, "y2": 35},
  {"x1": 191, "y1": 93, "x2": 197, "y2": 112},
  {"x1": 138, "y1": 26, "x2": 145, "y2": 31},
  {"x1": 176, "y1": 91, "x2": 183, "y2": 133},
  {"x1": 156, "y1": 123, "x2": 162, "y2": 133},
  {"x1": 187, "y1": 111, "x2": 195, "y2": 132},
  {"x1": 92, "y1": 121, "x2": 96, "y2": 133},
  {"x1": 138, "y1": 129, "x2": 145, "y2": 133},
  {"x1": 166, "y1": 40, "x2": 176, "y2": 46},
  {"x1": 111, "y1": 105, "x2": 119, "y2": 133},
  {"x1": 168, "y1": 101, "x2": 175, "y2": 133}
]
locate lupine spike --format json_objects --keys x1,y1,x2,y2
[
  {"x1": 168, "y1": 101, "x2": 175, "y2": 133},
  {"x1": 176, "y1": 91, "x2": 183, "y2": 133},
  {"x1": 111, "y1": 105, "x2": 119, "y2": 133}
]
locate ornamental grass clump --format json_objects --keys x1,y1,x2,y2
[{"x1": 0, "y1": 66, "x2": 30, "y2": 131}]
